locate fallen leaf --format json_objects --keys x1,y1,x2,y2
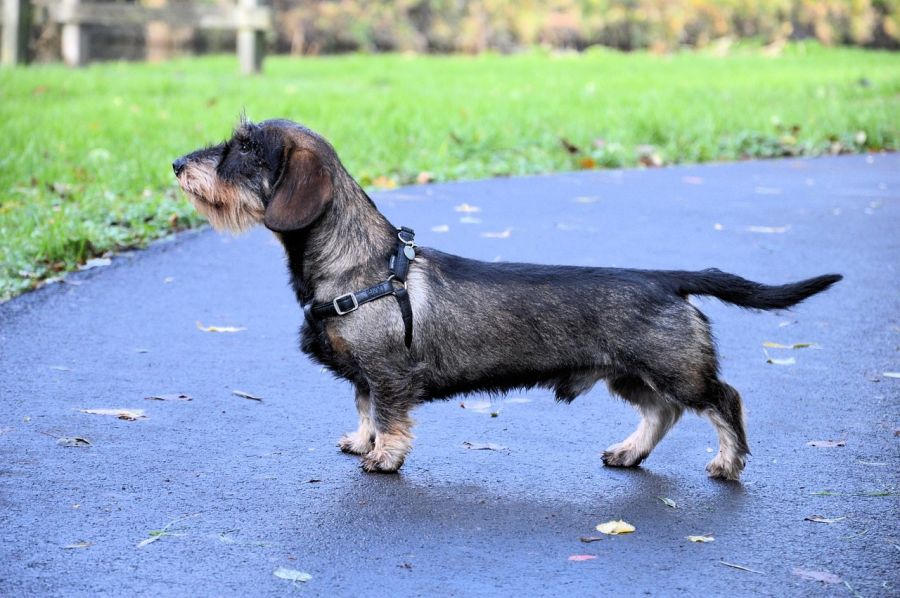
[
  {"x1": 595, "y1": 520, "x2": 635, "y2": 535},
  {"x1": 719, "y1": 561, "x2": 763, "y2": 574},
  {"x1": 573, "y1": 196, "x2": 599, "y2": 204},
  {"x1": 63, "y1": 541, "x2": 91, "y2": 549},
  {"x1": 579, "y1": 536, "x2": 603, "y2": 543},
  {"x1": 883, "y1": 372, "x2": 900, "y2": 379},
  {"x1": 459, "y1": 216, "x2": 482, "y2": 224},
  {"x1": 454, "y1": 203, "x2": 481, "y2": 213},
  {"x1": 136, "y1": 514, "x2": 195, "y2": 548},
  {"x1": 462, "y1": 441, "x2": 506, "y2": 451},
  {"x1": 792, "y1": 567, "x2": 842, "y2": 584},
  {"x1": 657, "y1": 497, "x2": 677, "y2": 508},
  {"x1": 568, "y1": 554, "x2": 597, "y2": 561},
  {"x1": 804, "y1": 515, "x2": 846, "y2": 524},
  {"x1": 687, "y1": 535, "x2": 715, "y2": 543},
  {"x1": 416, "y1": 171, "x2": 433, "y2": 184},
  {"x1": 79, "y1": 257, "x2": 112, "y2": 271},
  {"x1": 273, "y1": 567, "x2": 312, "y2": 583},
  {"x1": 746, "y1": 224, "x2": 790, "y2": 233},
  {"x1": 763, "y1": 342, "x2": 815, "y2": 349},
  {"x1": 78, "y1": 408, "x2": 146, "y2": 421},
  {"x1": 57, "y1": 437, "x2": 91, "y2": 447},
  {"x1": 50, "y1": 365, "x2": 72, "y2": 371},
  {"x1": 431, "y1": 224, "x2": 450, "y2": 233},
  {"x1": 578, "y1": 157, "x2": 597, "y2": 169},
  {"x1": 145, "y1": 393, "x2": 192, "y2": 401},
  {"x1": 233, "y1": 390, "x2": 263, "y2": 402},
  {"x1": 765, "y1": 350, "x2": 796, "y2": 366},
  {"x1": 372, "y1": 175, "x2": 397, "y2": 189},
  {"x1": 137, "y1": 533, "x2": 166, "y2": 548},
  {"x1": 196, "y1": 321, "x2": 246, "y2": 333},
  {"x1": 807, "y1": 440, "x2": 846, "y2": 448},
  {"x1": 481, "y1": 229, "x2": 512, "y2": 239}
]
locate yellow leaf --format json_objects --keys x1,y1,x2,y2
[
  {"x1": 196, "y1": 321, "x2": 246, "y2": 333},
  {"x1": 78, "y1": 408, "x2": 146, "y2": 421},
  {"x1": 687, "y1": 535, "x2": 715, "y2": 543},
  {"x1": 372, "y1": 175, "x2": 397, "y2": 189},
  {"x1": 595, "y1": 520, "x2": 635, "y2": 535},
  {"x1": 454, "y1": 203, "x2": 481, "y2": 213}
]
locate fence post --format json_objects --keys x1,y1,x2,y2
[
  {"x1": 60, "y1": 0, "x2": 87, "y2": 66},
  {"x1": 236, "y1": 0, "x2": 263, "y2": 74},
  {"x1": 2, "y1": 0, "x2": 31, "y2": 66},
  {"x1": 145, "y1": 0, "x2": 171, "y2": 62}
]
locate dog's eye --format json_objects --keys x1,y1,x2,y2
[{"x1": 238, "y1": 140, "x2": 251, "y2": 154}]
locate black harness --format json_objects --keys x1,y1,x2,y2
[{"x1": 303, "y1": 227, "x2": 416, "y2": 348}]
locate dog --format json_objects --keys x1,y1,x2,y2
[{"x1": 173, "y1": 118, "x2": 841, "y2": 480}]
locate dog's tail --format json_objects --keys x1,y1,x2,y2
[{"x1": 666, "y1": 268, "x2": 842, "y2": 310}]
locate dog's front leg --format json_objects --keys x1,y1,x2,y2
[
  {"x1": 360, "y1": 378, "x2": 418, "y2": 473},
  {"x1": 338, "y1": 386, "x2": 376, "y2": 455}
]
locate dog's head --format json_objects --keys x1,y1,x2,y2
[{"x1": 173, "y1": 118, "x2": 336, "y2": 233}]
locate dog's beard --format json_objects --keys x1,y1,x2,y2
[{"x1": 177, "y1": 161, "x2": 264, "y2": 233}]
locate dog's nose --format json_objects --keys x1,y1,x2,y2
[{"x1": 172, "y1": 157, "x2": 187, "y2": 176}]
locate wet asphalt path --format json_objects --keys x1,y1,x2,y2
[{"x1": 1, "y1": 155, "x2": 898, "y2": 596}]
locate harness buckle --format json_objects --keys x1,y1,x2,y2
[{"x1": 333, "y1": 292, "x2": 359, "y2": 315}]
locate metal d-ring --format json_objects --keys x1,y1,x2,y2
[{"x1": 386, "y1": 274, "x2": 407, "y2": 290}]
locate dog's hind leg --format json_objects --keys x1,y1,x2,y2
[
  {"x1": 338, "y1": 385, "x2": 376, "y2": 455},
  {"x1": 704, "y1": 380, "x2": 750, "y2": 481},
  {"x1": 360, "y1": 375, "x2": 422, "y2": 473},
  {"x1": 602, "y1": 376, "x2": 683, "y2": 468}
]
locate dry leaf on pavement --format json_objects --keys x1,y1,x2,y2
[
  {"x1": 78, "y1": 409, "x2": 146, "y2": 421},
  {"x1": 595, "y1": 520, "x2": 635, "y2": 535},
  {"x1": 145, "y1": 393, "x2": 192, "y2": 401},
  {"x1": 196, "y1": 321, "x2": 246, "y2": 333},
  {"x1": 273, "y1": 567, "x2": 312, "y2": 583},
  {"x1": 687, "y1": 535, "x2": 715, "y2": 543},
  {"x1": 792, "y1": 567, "x2": 842, "y2": 584}
]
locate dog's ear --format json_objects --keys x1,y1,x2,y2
[{"x1": 264, "y1": 148, "x2": 333, "y2": 232}]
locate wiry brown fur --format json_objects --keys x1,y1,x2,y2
[{"x1": 173, "y1": 118, "x2": 841, "y2": 481}]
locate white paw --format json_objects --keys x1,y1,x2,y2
[
  {"x1": 601, "y1": 442, "x2": 646, "y2": 468},
  {"x1": 338, "y1": 432, "x2": 373, "y2": 455}
]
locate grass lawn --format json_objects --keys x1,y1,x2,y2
[{"x1": 0, "y1": 42, "x2": 897, "y2": 300}]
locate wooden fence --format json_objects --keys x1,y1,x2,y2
[{"x1": 1, "y1": 0, "x2": 272, "y2": 73}]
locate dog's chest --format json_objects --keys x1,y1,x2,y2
[{"x1": 299, "y1": 320, "x2": 361, "y2": 380}]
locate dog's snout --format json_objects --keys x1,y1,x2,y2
[{"x1": 172, "y1": 157, "x2": 187, "y2": 176}]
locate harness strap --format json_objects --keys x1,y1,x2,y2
[{"x1": 304, "y1": 227, "x2": 416, "y2": 348}]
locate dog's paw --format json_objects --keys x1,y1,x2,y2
[
  {"x1": 338, "y1": 432, "x2": 374, "y2": 455},
  {"x1": 706, "y1": 453, "x2": 746, "y2": 481},
  {"x1": 601, "y1": 442, "x2": 646, "y2": 468},
  {"x1": 360, "y1": 448, "x2": 405, "y2": 473},
  {"x1": 360, "y1": 433, "x2": 411, "y2": 473}
]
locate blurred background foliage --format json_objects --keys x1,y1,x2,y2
[
  {"x1": 25, "y1": 0, "x2": 900, "y2": 62},
  {"x1": 272, "y1": 0, "x2": 899, "y2": 55}
]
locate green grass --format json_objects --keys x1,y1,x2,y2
[{"x1": 1, "y1": 42, "x2": 898, "y2": 300}]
